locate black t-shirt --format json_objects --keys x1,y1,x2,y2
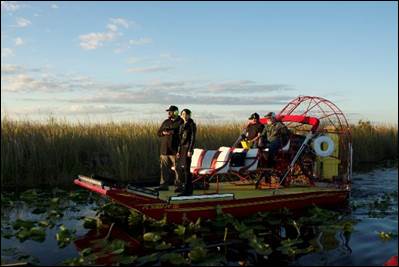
[{"x1": 245, "y1": 122, "x2": 264, "y2": 140}]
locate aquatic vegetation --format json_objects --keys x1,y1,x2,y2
[
  {"x1": 56, "y1": 225, "x2": 76, "y2": 248},
  {"x1": 143, "y1": 232, "x2": 162, "y2": 243},
  {"x1": 377, "y1": 231, "x2": 398, "y2": 241},
  {"x1": 367, "y1": 191, "x2": 398, "y2": 218},
  {"x1": 83, "y1": 217, "x2": 99, "y2": 230},
  {"x1": 1, "y1": 247, "x2": 40, "y2": 265},
  {"x1": 2, "y1": 169, "x2": 397, "y2": 266},
  {"x1": 10, "y1": 219, "x2": 46, "y2": 242},
  {"x1": 160, "y1": 252, "x2": 188, "y2": 265}
]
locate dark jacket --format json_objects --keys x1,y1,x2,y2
[
  {"x1": 245, "y1": 122, "x2": 265, "y2": 140},
  {"x1": 262, "y1": 121, "x2": 290, "y2": 144},
  {"x1": 178, "y1": 118, "x2": 197, "y2": 154},
  {"x1": 157, "y1": 116, "x2": 183, "y2": 155}
]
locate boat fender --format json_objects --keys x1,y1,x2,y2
[{"x1": 313, "y1": 135, "x2": 335, "y2": 157}]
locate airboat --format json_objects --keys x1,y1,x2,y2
[{"x1": 74, "y1": 96, "x2": 353, "y2": 223}]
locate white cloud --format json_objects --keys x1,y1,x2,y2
[
  {"x1": 15, "y1": 37, "x2": 23, "y2": 46},
  {"x1": 126, "y1": 57, "x2": 142, "y2": 64},
  {"x1": 129, "y1": 37, "x2": 152, "y2": 45},
  {"x1": 1, "y1": 48, "x2": 14, "y2": 58},
  {"x1": 1, "y1": 64, "x2": 43, "y2": 75},
  {"x1": 207, "y1": 81, "x2": 293, "y2": 93},
  {"x1": 2, "y1": 63, "x2": 296, "y2": 112},
  {"x1": 109, "y1": 18, "x2": 130, "y2": 29},
  {"x1": 107, "y1": 24, "x2": 118, "y2": 32},
  {"x1": 1, "y1": 1, "x2": 20, "y2": 11},
  {"x1": 127, "y1": 66, "x2": 172, "y2": 73},
  {"x1": 51, "y1": 4, "x2": 58, "y2": 9},
  {"x1": 63, "y1": 104, "x2": 128, "y2": 115},
  {"x1": 79, "y1": 17, "x2": 133, "y2": 50},
  {"x1": 1, "y1": 64, "x2": 19, "y2": 74},
  {"x1": 72, "y1": 90, "x2": 294, "y2": 106},
  {"x1": 160, "y1": 53, "x2": 181, "y2": 61},
  {"x1": 1, "y1": 64, "x2": 132, "y2": 93},
  {"x1": 15, "y1": 17, "x2": 31, "y2": 27},
  {"x1": 79, "y1": 31, "x2": 116, "y2": 50}
]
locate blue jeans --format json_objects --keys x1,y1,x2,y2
[{"x1": 267, "y1": 139, "x2": 282, "y2": 167}]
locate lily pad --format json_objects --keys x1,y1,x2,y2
[
  {"x1": 12, "y1": 219, "x2": 36, "y2": 230},
  {"x1": 143, "y1": 232, "x2": 161, "y2": 242},
  {"x1": 189, "y1": 246, "x2": 207, "y2": 263},
  {"x1": 160, "y1": 252, "x2": 187, "y2": 265},
  {"x1": 83, "y1": 217, "x2": 98, "y2": 229},
  {"x1": 56, "y1": 225, "x2": 76, "y2": 248},
  {"x1": 174, "y1": 225, "x2": 186, "y2": 236},
  {"x1": 32, "y1": 207, "x2": 47, "y2": 214}
]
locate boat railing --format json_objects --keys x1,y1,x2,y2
[
  {"x1": 168, "y1": 193, "x2": 235, "y2": 203},
  {"x1": 126, "y1": 184, "x2": 160, "y2": 198}
]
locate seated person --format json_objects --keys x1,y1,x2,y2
[
  {"x1": 233, "y1": 113, "x2": 264, "y2": 148},
  {"x1": 261, "y1": 112, "x2": 290, "y2": 167}
]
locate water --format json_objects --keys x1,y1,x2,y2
[
  {"x1": 1, "y1": 168, "x2": 398, "y2": 266},
  {"x1": 294, "y1": 168, "x2": 398, "y2": 266}
]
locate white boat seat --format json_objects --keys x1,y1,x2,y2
[
  {"x1": 214, "y1": 147, "x2": 233, "y2": 174},
  {"x1": 191, "y1": 150, "x2": 219, "y2": 174},
  {"x1": 190, "y1": 148, "x2": 205, "y2": 172}
]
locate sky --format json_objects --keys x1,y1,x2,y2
[{"x1": 1, "y1": 1, "x2": 398, "y2": 124}]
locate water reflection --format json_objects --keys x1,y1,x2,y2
[{"x1": 1, "y1": 168, "x2": 397, "y2": 266}]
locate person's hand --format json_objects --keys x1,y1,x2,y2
[
  {"x1": 176, "y1": 153, "x2": 180, "y2": 158},
  {"x1": 187, "y1": 152, "x2": 192, "y2": 157},
  {"x1": 162, "y1": 131, "x2": 171, "y2": 136}
]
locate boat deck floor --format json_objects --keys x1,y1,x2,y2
[{"x1": 151, "y1": 182, "x2": 341, "y2": 202}]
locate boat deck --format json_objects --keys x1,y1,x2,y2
[{"x1": 152, "y1": 182, "x2": 342, "y2": 203}]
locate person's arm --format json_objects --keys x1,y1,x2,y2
[
  {"x1": 187, "y1": 123, "x2": 197, "y2": 157},
  {"x1": 158, "y1": 120, "x2": 173, "y2": 137},
  {"x1": 249, "y1": 133, "x2": 262, "y2": 143},
  {"x1": 157, "y1": 121, "x2": 166, "y2": 137},
  {"x1": 260, "y1": 125, "x2": 269, "y2": 144}
]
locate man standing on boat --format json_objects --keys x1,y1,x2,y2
[
  {"x1": 261, "y1": 112, "x2": 290, "y2": 167},
  {"x1": 157, "y1": 105, "x2": 184, "y2": 191},
  {"x1": 176, "y1": 108, "x2": 197, "y2": 196}
]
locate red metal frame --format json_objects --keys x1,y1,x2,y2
[
  {"x1": 276, "y1": 96, "x2": 352, "y2": 182},
  {"x1": 278, "y1": 96, "x2": 351, "y2": 136},
  {"x1": 260, "y1": 114, "x2": 320, "y2": 132}
]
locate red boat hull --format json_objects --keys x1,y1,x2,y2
[{"x1": 74, "y1": 179, "x2": 349, "y2": 224}]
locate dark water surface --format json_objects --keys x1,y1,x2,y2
[{"x1": 1, "y1": 168, "x2": 397, "y2": 266}]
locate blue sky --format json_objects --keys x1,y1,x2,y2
[{"x1": 1, "y1": 1, "x2": 397, "y2": 124}]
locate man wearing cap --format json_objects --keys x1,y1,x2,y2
[
  {"x1": 234, "y1": 113, "x2": 264, "y2": 148},
  {"x1": 156, "y1": 105, "x2": 184, "y2": 191},
  {"x1": 261, "y1": 112, "x2": 290, "y2": 166}
]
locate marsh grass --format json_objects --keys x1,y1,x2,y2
[
  {"x1": 1, "y1": 118, "x2": 397, "y2": 187},
  {"x1": 350, "y1": 120, "x2": 398, "y2": 168},
  {"x1": 1, "y1": 118, "x2": 240, "y2": 187}
]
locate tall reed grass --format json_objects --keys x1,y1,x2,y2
[
  {"x1": 1, "y1": 118, "x2": 240, "y2": 187},
  {"x1": 1, "y1": 118, "x2": 397, "y2": 187},
  {"x1": 350, "y1": 120, "x2": 398, "y2": 168}
]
